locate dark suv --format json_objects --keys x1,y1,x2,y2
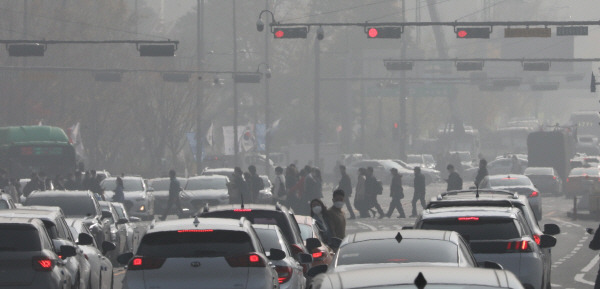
[{"x1": 200, "y1": 204, "x2": 314, "y2": 273}]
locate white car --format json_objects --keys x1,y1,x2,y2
[
  {"x1": 101, "y1": 176, "x2": 155, "y2": 221},
  {"x1": 184, "y1": 175, "x2": 230, "y2": 211},
  {"x1": 480, "y1": 174, "x2": 542, "y2": 220},
  {"x1": 254, "y1": 224, "x2": 306, "y2": 289},
  {"x1": 118, "y1": 217, "x2": 283, "y2": 289},
  {"x1": 69, "y1": 219, "x2": 115, "y2": 289},
  {"x1": 0, "y1": 217, "x2": 77, "y2": 289},
  {"x1": 347, "y1": 159, "x2": 413, "y2": 185}
]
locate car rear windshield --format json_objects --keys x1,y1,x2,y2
[
  {"x1": 254, "y1": 228, "x2": 284, "y2": 251},
  {"x1": 25, "y1": 196, "x2": 97, "y2": 217},
  {"x1": 101, "y1": 178, "x2": 144, "y2": 192},
  {"x1": 186, "y1": 178, "x2": 227, "y2": 190},
  {"x1": 570, "y1": 168, "x2": 600, "y2": 177},
  {"x1": 0, "y1": 224, "x2": 41, "y2": 251},
  {"x1": 489, "y1": 177, "x2": 531, "y2": 187},
  {"x1": 137, "y1": 230, "x2": 253, "y2": 258},
  {"x1": 202, "y1": 210, "x2": 296, "y2": 245},
  {"x1": 336, "y1": 239, "x2": 457, "y2": 266},
  {"x1": 420, "y1": 218, "x2": 520, "y2": 241},
  {"x1": 524, "y1": 167, "x2": 553, "y2": 175}
]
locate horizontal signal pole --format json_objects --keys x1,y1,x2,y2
[
  {"x1": 0, "y1": 65, "x2": 250, "y2": 75},
  {"x1": 0, "y1": 39, "x2": 179, "y2": 45},
  {"x1": 384, "y1": 58, "x2": 600, "y2": 62},
  {"x1": 270, "y1": 20, "x2": 600, "y2": 28}
]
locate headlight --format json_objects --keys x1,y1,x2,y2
[{"x1": 139, "y1": 205, "x2": 145, "y2": 212}]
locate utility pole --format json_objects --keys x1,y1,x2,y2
[
  {"x1": 233, "y1": 0, "x2": 239, "y2": 166},
  {"x1": 399, "y1": 0, "x2": 408, "y2": 160},
  {"x1": 314, "y1": 38, "x2": 321, "y2": 168},
  {"x1": 264, "y1": 0, "x2": 271, "y2": 176},
  {"x1": 196, "y1": 0, "x2": 205, "y2": 174}
]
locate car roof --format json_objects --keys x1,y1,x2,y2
[
  {"x1": 421, "y1": 206, "x2": 518, "y2": 220},
  {"x1": 188, "y1": 175, "x2": 228, "y2": 180},
  {"x1": 432, "y1": 190, "x2": 525, "y2": 202},
  {"x1": 253, "y1": 224, "x2": 283, "y2": 231},
  {"x1": 206, "y1": 203, "x2": 286, "y2": 212},
  {"x1": 0, "y1": 216, "x2": 45, "y2": 226},
  {"x1": 21, "y1": 205, "x2": 65, "y2": 214},
  {"x1": 345, "y1": 230, "x2": 459, "y2": 244},
  {"x1": 28, "y1": 190, "x2": 94, "y2": 198},
  {"x1": 103, "y1": 176, "x2": 143, "y2": 181},
  {"x1": 0, "y1": 208, "x2": 62, "y2": 220},
  {"x1": 147, "y1": 217, "x2": 250, "y2": 234},
  {"x1": 318, "y1": 266, "x2": 519, "y2": 288},
  {"x1": 486, "y1": 174, "x2": 528, "y2": 180}
]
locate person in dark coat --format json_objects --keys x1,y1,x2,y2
[
  {"x1": 112, "y1": 176, "x2": 125, "y2": 204},
  {"x1": 386, "y1": 168, "x2": 405, "y2": 218},
  {"x1": 474, "y1": 159, "x2": 489, "y2": 188},
  {"x1": 446, "y1": 164, "x2": 463, "y2": 191},
  {"x1": 160, "y1": 170, "x2": 183, "y2": 221},
  {"x1": 365, "y1": 167, "x2": 385, "y2": 219},
  {"x1": 229, "y1": 167, "x2": 248, "y2": 204},
  {"x1": 248, "y1": 165, "x2": 264, "y2": 203},
  {"x1": 410, "y1": 167, "x2": 426, "y2": 217},
  {"x1": 337, "y1": 165, "x2": 355, "y2": 219},
  {"x1": 23, "y1": 173, "x2": 41, "y2": 198},
  {"x1": 64, "y1": 173, "x2": 79, "y2": 190}
]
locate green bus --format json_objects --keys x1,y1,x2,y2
[{"x1": 0, "y1": 126, "x2": 76, "y2": 178}]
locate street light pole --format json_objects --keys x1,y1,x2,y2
[
  {"x1": 314, "y1": 39, "x2": 321, "y2": 168},
  {"x1": 264, "y1": 0, "x2": 271, "y2": 176},
  {"x1": 196, "y1": 0, "x2": 205, "y2": 174},
  {"x1": 233, "y1": 0, "x2": 240, "y2": 167}
]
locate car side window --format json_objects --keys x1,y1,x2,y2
[
  {"x1": 458, "y1": 237, "x2": 477, "y2": 267},
  {"x1": 55, "y1": 217, "x2": 72, "y2": 241},
  {"x1": 39, "y1": 225, "x2": 54, "y2": 251},
  {"x1": 246, "y1": 225, "x2": 264, "y2": 254}
]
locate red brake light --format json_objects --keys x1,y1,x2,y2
[
  {"x1": 312, "y1": 251, "x2": 324, "y2": 259},
  {"x1": 533, "y1": 234, "x2": 541, "y2": 245},
  {"x1": 529, "y1": 191, "x2": 539, "y2": 197},
  {"x1": 177, "y1": 229, "x2": 213, "y2": 233},
  {"x1": 57, "y1": 255, "x2": 63, "y2": 259},
  {"x1": 502, "y1": 177, "x2": 517, "y2": 180},
  {"x1": 32, "y1": 257, "x2": 54, "y2": 271},
  {"x1": 234, "y1": 209, "x2": 252, "y2": 212},
  {"x1": 553, "y1": 176, "x2": 557, "y2": 180},
  {"x1": 506, "y1": 240, "x2": 532, "y2": 252},
  {"x1": 458, "y1": 217, "x2": 479, "y2": 221},
  {"x1": 226, "y1": 253, "x2": 266, "y2": 267},
  {"x1": 566, "y1": 178, "x2": 569, "y2": 182},
  {"x1": 275, "y1": 266, "x2": 293, "y2": 283},
  {"x1": 128, "y1": 256, "x2": 165, "y2": 270}
]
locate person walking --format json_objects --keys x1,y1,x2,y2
[
  {"x1": 23, "y1": 173, "x2": 41, "y2": 198},
  {"x1": 410, "y1": 167, "x2": 426, "y2": 217},
  {"x1": 248, "y1": 165, "x2": 264, "y2": 203},
  {"x1": 365, "y1": 167, "x2": 385, "y2": 219},
  {"x1": 386, "y1": 168, "x2": 406, "y2": 218},
  {"x1": 64, "y1": 173, "x2": 79, "y2": 190},
  {"x1": 229, "y1": 167, "x2": 249, "y2": 204},
  {"x1": 272, "y1": 166, "x2": 286, "y2": 204},
  {"x1": 310, "y1": 199, "x2": 332, "y2": 243},
  {"x1": 112, "y1": 176, "x2": 125, "y2": 204},
  {"x1": 326, "y1": 189, "x2": 347, "y2": 239},
  {"x1": 160, "y1": 170, "x2": 183, "y2": 221},
  {"x1": 337, "y1": 165, "x2": 356, "y2": 219},
  {"x1": 354, "y1": 168, "x2": 369, "y2": 218},
  {"x1": 474, "y1": 159, "x2": 489, "y2": 188},
  {"x1": 446, "y1": 164, "x2": 463, "y2": 191}
]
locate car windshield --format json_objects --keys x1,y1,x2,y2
[
  {"x1": 407, "y1": 155, "x2": 422, "y2": 163},
  {"x1": 488, "y1": 177, "x2": 532, "y2": 187},
  {"x1": 570, "y1": 168, "x2": 600, "y2": 177},
  {"x1": 185, "y1": 178, "x2": 227, "y2": 190},
  {"x1": 0, "y1": 225, "x2": 41, "y2": 251},
  {"x1": 254, "y1": 228, "x2": 285, "y2": 251},
  {"x1": 150, "y1": 178, "x2": 186, "y2": 191},
  {"x1": 298, "y1": 223, "x2": 313, "y2": 240},
  {"x1": 137, "y1": 230, "x2": 253, "y2": 258},
  {"x1": 524, "y1": 167, "x2": 553, "y2": 175},
  {"x1": 25, "y1": 196, "x2": 97, "y2": 217},
  {"x1": 423, "y1": 155, "x2": 435, "y2": 164},
  {"x1": 101, "y1": 178, "x2": 144, "y2": 192},
  {"x1": 420, "y1": 218, "x2": 520, "y2": 241},
  {"x1": 336, "y1": 239, "x2": 458, "y2": 266}
]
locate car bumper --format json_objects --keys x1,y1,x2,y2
[{"x1": 475, "y1": 252, "x2": 544, "y2": 289}]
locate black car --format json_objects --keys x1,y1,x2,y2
[{"x1": 24, "y1": 190, "x2": 112, "y2": 245}]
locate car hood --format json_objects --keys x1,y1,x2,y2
[
  {"x1": 152, "y1": 190, "x2": 169, "y2": 197},
  {"x1": 123, "y1": 191, "x2": 146, "y2": 199},
  {"x1": 333, "y1": 262, "x2": 459, "y2": 273},
  {"x1": 185, "y1": 189, "x2": 228, "y2": 198}
]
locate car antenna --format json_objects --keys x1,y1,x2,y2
[
  {"x1": 240, "y1": 190, "x2": 245, "y2": 209},
  {"x1": 476, "y1": 184, "x2": 479, "y2": 199}
]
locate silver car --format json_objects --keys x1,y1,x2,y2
[
  {"x1": 184, "y1": 175, "x2": 230, "y2": 211},
  {"x1": 118, "y1": 217, "x2": 283, "y2": 289},
  {"x1": 480, "y1": 174, "x2": 542, "y2": 220},
  {"x1": 101, "y1": 176, "x2": 155, "y2": 220},
  {"x1": 68, "y1": 219, "x2": 115, "y2": 289},
  {"x1": 148, "y1": 177, "x2": 193, "y2": 217},
  {"x1": 0, "y1": 217, "x2": 77, "y2": 289},
  {"x1": 254, "y1": 224, "x2": 306, "y2": 289}
]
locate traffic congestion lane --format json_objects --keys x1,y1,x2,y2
[{"x1": 112, "y1": 182, "x2": 600, "y2": 289}]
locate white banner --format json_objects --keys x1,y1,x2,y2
[{"x1": 222, "y1": 126, "x2": 245, "y2": 155}]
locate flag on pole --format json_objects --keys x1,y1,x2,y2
[
  {"x1": 69, "y1": 122, "x2": 86, "y2": 161},
  {"x1": 205, "y1": 122, "x2": 214, "y2": 147}
]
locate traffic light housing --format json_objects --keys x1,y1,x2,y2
[
  {"x1": 393, "y1": 122, "x2": 399, "y2": 139},
  {"x1": 7, "y1": 43, "x2": 45, "y2": 56},
  {"x1": 456, "y1": 27, "x2": 491, "y2": 39},
  {"x1": 592, "y1": 73, "x2": 597, "y2": 93},
  {"x1": 273, "y1": 27, "x2": 308, "y2": 39},
  {"x1": 366, "y1": 27, "x2": 402, "y2": 39}
]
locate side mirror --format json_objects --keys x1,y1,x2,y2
[
  {"x1": 307, "y1": 264, "x2": 328, "y2": 277},
  {"x1": 306, "y1": 237, "x2": 322, "y2": 251},
  {"x1": 117, "y1": 252, "x2": 134, "y2": 265},
  {"x1": 543, "y1": 224, "x2": 560, "y2": 235},
  {"x1": 539, "y1": 235, "x2": 557, "y2": 249},
  {"x1": 101, "y1": 211, "x2": 113, "y2": 220},
  {"x1": 587, "y1": 228, "x2": 595, "y2": 235},
  {"x1": 77, "y1": 233, "x2": 94, "y2": 246},
  {"x1": 328, "y1": 237, "x2": 342, "y2": 250},
  {"x1": 478, "y1": 261, "x2": 503, "y2": 270},
  {"x1": 116, "y1": 219, "x2": 129, "y2": 225},
  {"x1": 129, "y1": 216, "x2": 141, "y2": 222},
  {"x1": 298, "y1": 253, "x2": 313, "y2": 264},
  {"x1": 268, "y1": 248, "x2": 286, "y2": 261},
  {"x1": 60, "y1": 245, "x2": 77, "y2": 258},
  {"x1": 102, "y1": 241, "x2": 116, "y2": 255}
]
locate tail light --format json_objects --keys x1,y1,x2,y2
[
  {"x1": 529, "y1": 191, "x2": 538, "y2": 197},
  {"x1": 458, "y1": 217, "x2": 479, "y2": 221},
  {"x1": 127, "y1": 256, "x2": 166, "y2": 270},
  {"x1": 552, "y1": 176, "x2": 557, "y2": 180},
  {"x1": 226, "y1": 253, "x2": 266, "y2": 267},
  {"x1": 312, "y1": 250, "x2": 325, "y2": 260},
  {"x1": 566, "y1": 178, "x2": 569, "y2": 183},
  {"x1": 275, "y1": 266, "x2": 293, "y2": 283},
  {"x1": 506, "y1": 240, "x2": 532, "y2": 252},
  {"x1": 32, "y1": 257, "x2": 54, "y2": 272},
  {"x1": 533, "y1": 234, "x2": 541, "y2": 245}
]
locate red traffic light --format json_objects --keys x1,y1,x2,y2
[
  {"x1": 455, "y1": 27, "x2": 491, "y2": 39},
  {"x1": 274, "y1": 30, "x2": 284, "y2": 38},
  {"x1": 368, "y1": 28, "x2": 378, "y2": 38},
  {"x1": 273, "y1": 27, "x2": 308, "y2": 39},
  {"x1": 394, "y1": 122, "x2": 399, "y2": 129},
  {"x1": 457, "y1": 30, "x2": 468, "y2": 38}
]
